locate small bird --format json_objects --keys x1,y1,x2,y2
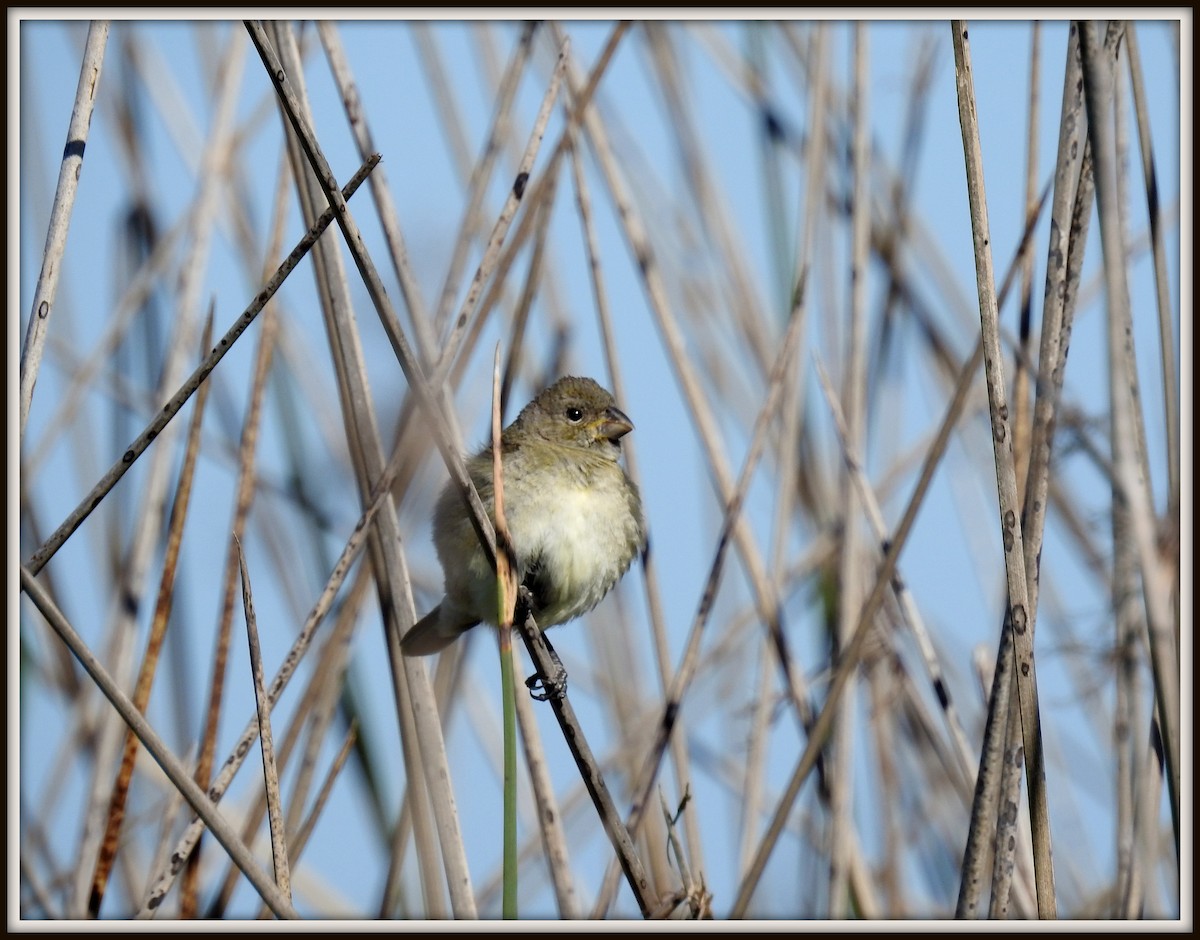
[{"x1": 401, "y1": 376, "x2": 647, "y2": 656}]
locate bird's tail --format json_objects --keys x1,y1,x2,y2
[{"x1": 400, "y1": 603, "x2": 477, "y2": 656}]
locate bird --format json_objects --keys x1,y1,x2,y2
[{"x1": 401, "y1": 376, "x2": 647, "y2": 656}]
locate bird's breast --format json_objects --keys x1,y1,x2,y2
[{"x1": 508, "y1": 472, "x2": 641, "y2": 626}]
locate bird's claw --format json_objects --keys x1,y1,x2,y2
[
  {"x1": 525, "y1": 666, "x2": 567, "y2": 701},
  {"x1": 516, "y1": 588, "x2": 568, "y2": 700}
]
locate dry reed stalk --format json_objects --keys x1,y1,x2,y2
[
  {"x1": 1078, "y1": 18, "x2": 1180, "y2": 861},
  {"x1": 951, "y1": 18, "x2": 1056, "y2": 918},
  {"x1": 20, "y1": 21, "x2": 110, "y2": 436}
]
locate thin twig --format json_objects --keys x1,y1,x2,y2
[
  {"x1": 1123, "y1": 24, "x2": 1180, "y2": 539},
  {"x1": 236, "y1": 539, "x2": 292, "y2": 902},
  {"x1": 288, "y1": 723, "x2": 359, "y2": 865}
]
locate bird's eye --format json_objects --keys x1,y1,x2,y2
[{"x1": 565, "y1": 407, "x2": 584, "y2": 423}]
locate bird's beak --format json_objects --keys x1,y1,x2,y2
[{"x1": 595, "y1": 406, "x2": 634, "y2": 442}]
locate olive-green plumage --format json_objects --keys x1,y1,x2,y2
[{"x1": 401, "y1": 376, "x2": 647, "y2": 655}]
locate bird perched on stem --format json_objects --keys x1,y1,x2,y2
[{"x1": 402, "y1": 376, "x2": 646, "y2": 656}]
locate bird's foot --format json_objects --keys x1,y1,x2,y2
[{"x1": 525, "y1": 634, "x2": 567, "y2": 701}]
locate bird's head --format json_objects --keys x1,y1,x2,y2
[{"x1": 511, "y1": 376, "x2": 634, "y2": 458}]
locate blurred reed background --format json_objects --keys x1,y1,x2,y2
[{"x1": 16, "y1": 16, "x2": 1183, "y2": 920}]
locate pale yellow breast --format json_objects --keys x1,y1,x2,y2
[{"x1": 508, "y1": 472, "x2": 640, "y2": 626}]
